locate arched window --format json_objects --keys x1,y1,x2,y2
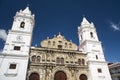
[
  {"x1": 82, "y1": 59, "x2": 85, "y2": 65},
  {"x1": 58, "y1": 41, "x2": 62, "y2": 49},
  {"x1": 65, "y1": 43, "x2": 67, "y2": 48},
  {"x1": 56, "y1": 57, "x2": 64, "y2": 64},
  {"x1": 37, "y1": 56, "x2": 40, "y2": 62},
  {"x1": 48, "y1": 41, "x2": 51, "y2": 45},
  {"x1": 20, "y1": 22, "x2": 25, "y2": 28},
  {"x1": 69, "y1": 43, "x2": 72, "y2": 48},
  {"x1": 56, "y1": 57, "x2": 60, "y2": 63},
  {"x1": 90, "y1": 32, "x2": 93, "y2": 38},
  {"x1": 58, "y1": 45, "x2": 62, "y2": 49},
  {"x1": 78, "y1": 59, "x2": 81, "y2": 65},
  {"x1": 53, "y1": 41, "x2": 55, "y2": 46},
  {"x1": 61, "y1": 58, "x2": 64, "y2": 64},
  {"x1": 32, "y1": 55, "x2": 36, "y2": 62}
]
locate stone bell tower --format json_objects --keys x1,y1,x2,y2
[
  {"x1": 78, "y1": 17, "x2": 111, "y2": 80},
  {"x1": 0, "y1": 7, "x2": 35, "y2": 80}
]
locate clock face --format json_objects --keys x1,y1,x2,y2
[{"x1": 16, "y1": 36, "x2": 23, "y2": 41}]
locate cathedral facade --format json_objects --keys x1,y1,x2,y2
[
  {"x1": 27, "y1": 33, "x2": 88, "y2": 80},
  {"x1": 0, "y1": 7, "x2": 111, "y2": 80}
]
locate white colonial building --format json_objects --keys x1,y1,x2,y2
[
  {"x1": 0, "y1": 7, "x2": 35, "y2": 80},
  {"x1": 0, "y1": 7, "x2": 111, "y2": 80},
  {"x1": 78, "y1": 17, "x2": 112, "y2": 80}
]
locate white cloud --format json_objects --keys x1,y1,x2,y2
[
  {"x1": 110, "y1": 22, "x2": 120, "y2": 31},
  {"x1": 0, "y1": 29, "x2": 7, "y2": 41}
]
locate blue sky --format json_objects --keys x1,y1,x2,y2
[{"x1": 0, "y1": 0, "x2": 120, "y2": 62}]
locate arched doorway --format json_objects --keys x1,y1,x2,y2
[
  {"x1": 29, "y1": 73, "x2": 40, "y2": 80},
  {"x1": 54, "y1": 71, "x2": 67, "y2": 80},
  {"x1": 79, "y1": 74, "x2": 87, "y2": 80}
]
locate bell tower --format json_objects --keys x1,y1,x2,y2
[
  {"x1": 0, "y1": 7, "x2": 35, "y2": 80},
  {"x1": 78, "y1": 17, "x2": 99, "y2": 44},
  {"x1": 78, "y1": 17, "x2": 105, "y2": 61},
  {"x1": 78, "y1": 17, "x2": 111, "y2": 80}
]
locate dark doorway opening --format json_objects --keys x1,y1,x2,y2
[
  {"x1": 54, "y1": 71, "x2": 67, "y2": 80},
  {"x1": 29, "y1": 73, "x2": 39, "y2": 80}
]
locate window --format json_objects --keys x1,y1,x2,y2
[
  {"x1": 69, "y1": 43, "x2": 72, "y2": 48},
  {"x1": 53, "y1": 41, "x2": 55, "y2": 46},
  {"x1": 20, "y1": 22, "x2": 25, "y2": 28},
  {"x1": 56, "y1": 57, "x2": 60, "y2": 63},
  {"x1": 82, "y1": 59, "x2": 85, "y2": 65},
  {"x1": 9, "y1": 64, "x2": 16, "y2": 69},
  {"x1": 70, "y1": 61, "x2": 73, "y2": 63},
  {"x1": 7, "y1": 63, "x2": 18, "y2": 74},
  {"x1": 81, "y1": 35, "x2": 83, "y2": 40},
  {"x1": 90, "y1": 32, "x2": 93, "y2": 38},
  {"x1": 47, "y1": 60, "x2": 50, "y2": 62},
  {"x1": 66, "y1": 61, "x2": 69, "y2": 63},
  {"x1": 32, "y1": 55, "x2": 36, "y2": 62},
  {"x1": 56, "y1": 57, "x2": 64, "y2": 64},
  {"x1": 65, "y1": 43, "x2": 67, "y2": 48},
  {"x1": 61, "y1": 58, "x2": 64, "y2": 64},
  {"x1": 78, "y1": 59, "x2": 81, "y2": 65},
  {"x1": 37, "y1": 56, "x2": 40, "y2": 62},
  {"x1": 48, "y1": 41, "x2": 51, "y2": 45},
  {"x1": 96, "y1": 55, "x2": 98, "y2": 59},
  {"x1": 58, "y1": 45, "x2": 62, "y2": 49},
  {"x1": 14, "y1": 46, "x2": 21, "y2": 50},
  {"x1": 98, "y1": 68, "x2": 102, "y2": 73}
]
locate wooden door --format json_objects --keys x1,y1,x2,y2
[
  {"x1": 54, "y1": 71, "x2": 67, "y2": 80},
  {"x1": 79, "y1": 74, "x2": 87, "y2": 80},
  {"x1": 29, "y1": 73, "x2": 39, "y2": 80}
]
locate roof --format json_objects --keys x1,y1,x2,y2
[{"x1": 108, "y1": 62, "x2": 120, "y2": 69}]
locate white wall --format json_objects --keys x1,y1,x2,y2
[{"x1": 0, "y1": 56, "x2": 28, "y2": 80}]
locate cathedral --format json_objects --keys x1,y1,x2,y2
[{"x1": 0, "y1": 7, "x2": 112, "y2": 80}]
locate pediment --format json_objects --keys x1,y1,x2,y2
[{"x1": 41, "y1": 33, "x2": 78, "y2": 50}]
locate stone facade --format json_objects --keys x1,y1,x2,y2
[{"x1": 27, "y1": 33, "x2": 88, "y2": 80}]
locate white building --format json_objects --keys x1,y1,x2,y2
[
  {"x1": 0, "y1": 7, "x2": 111, "y2": 80},
  {"x1": 78, "y1": 17, "x2": 112, "y2": 80},
  {"x1": 109, "y1": 63, "x2": 120, "y2": 80},
  {"x1": 0, "y1": 7, "x2": 35, "y2": 80}
]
